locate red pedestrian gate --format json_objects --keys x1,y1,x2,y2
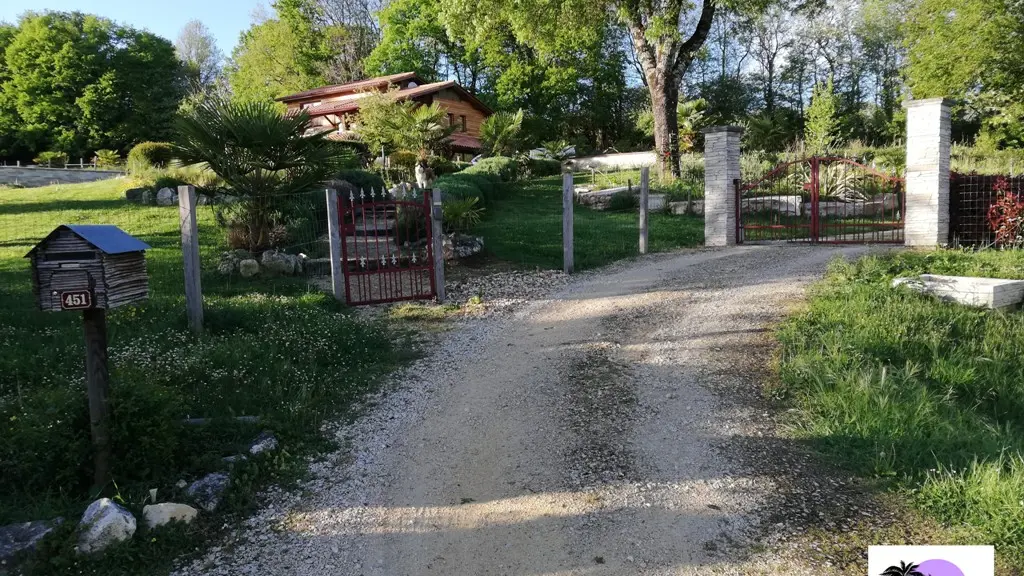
[
  {"x1": 735, "y1": 156, "x2": 905, "y2": 244},
  {"x1": 338, "y1": 186, "x2": 436, "y2": 305}
]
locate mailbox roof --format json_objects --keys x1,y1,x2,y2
[{"x1": 26, "y1": 225, "x2": 151, "y2": 257}]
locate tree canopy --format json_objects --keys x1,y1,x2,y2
[{"x1": 0, "y1": 11, "x2": 185, "y2": 159}]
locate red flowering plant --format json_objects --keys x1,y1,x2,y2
[{"x1": 987, "y1": 177, "x2": 1024, "y2": 247}]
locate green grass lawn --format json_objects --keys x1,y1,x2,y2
[
  {"x1": 0, "y1": 181, "x2": 408, "y2": 574},
  {"x1": 777, "y1": 249, "x2": 1024, "y2": 567},
  {"x1": 475, "y1": 176, "x2": 704, "y2": 270}
]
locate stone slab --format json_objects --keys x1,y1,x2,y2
[{"x1": 893, "y1": 274, "x2": 1024, "y2": 309}]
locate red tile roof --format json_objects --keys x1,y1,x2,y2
[
  {"x1": 449, "y1": 133, "x2": 483, "y2": 151},
  {"x1": 276, "y1": 72, "x2": 422, "y2": 103},
  {"x1": 292, "y1": 80, "x2": 493, "y2": 119}
]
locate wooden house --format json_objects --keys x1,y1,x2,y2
[
  {"x1": 278, "y1": 72, "x2": 493, "y2": 159},
  {"x1": 26, "y1": 225, "x2": 150, "y2": 311}
]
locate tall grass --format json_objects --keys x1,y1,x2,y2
[{"x1": 777, "y1": 250, "x2": 1024, "y2": 565}]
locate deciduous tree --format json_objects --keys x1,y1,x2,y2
[{"x1": 0, "y1": 11, "x2": 185, "y2": 158}]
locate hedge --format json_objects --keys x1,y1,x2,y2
[
  {"x1": 127, "y1": 142, "x2": 175, "y2": 172},
  {"x1": 463, "y1": 156, "x2": 517, "y2": 182},
  {"x1": 526, "y1": 158, "x2": 562, "y2": 177},
  {"x1": 335, "y1": 169, "x2": 386, "y2": 193}
]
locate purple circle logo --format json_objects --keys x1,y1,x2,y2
[{"x1": 882, "y1": 560, "x2": 965, "y2": 576}]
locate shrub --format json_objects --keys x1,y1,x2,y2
[
  {"x1": 526, "y1": 158, "x2": 562, "y2": 177},
  {"x1": 127, "y1": 142, "x2": 175, "y2": 172},
  {"x1": 464, "y1": 156, "x2": 518, "y2": 182},
  {"x1": 435, "y1": 173, "x2": 485, "y2": 203},
  {"x1": 608, "y1": 190, "x2": 639, "y2": 212},
  {"x1": 389, "y1": 150, "x2": 418, "y2": 172},
  {"x1": 428, "y1": 156, "x2": 459, "y2": 176},
  {"x1": 335, "y1": 169, "x2": 386, "y2": 194},
  {"x1": 33, "y1": 151, "x2": 68, "y2": 167},
  {"x1": 94, "y1": 149, "x2": 121, "y2": 167},
  {"x1": 988, "y1": 177, "x2": 1024, "y2": 247},
  {"x1": 442, "y1": 197, "x2": 485, "y2": 233}
]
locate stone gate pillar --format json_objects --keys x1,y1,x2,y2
[
  {"x1": 904, "y1": 98, "x2": 953, "y2": 246},
  {"x1": 703, "y1": 126, "x2": 743, "y2": 247}
]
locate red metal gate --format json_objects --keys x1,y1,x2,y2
[
  {"x1": 735, "y1": 157, "x2": 904, "y2": 244},
  {"x1": 339, "y1": 186, "x2": 436, "y2": 305}
]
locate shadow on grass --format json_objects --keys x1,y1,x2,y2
[{"x1": 0, "y1": 199, "x2": 128, "y2": 215}]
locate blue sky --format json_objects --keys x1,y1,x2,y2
[{"x1": 0, "y1": 0, "x2": 267, "y2": 54}]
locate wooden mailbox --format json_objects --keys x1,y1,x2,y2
[
  {"x1": 26, "y1": 224, "x2": 150, "y2": 311},
  {"x1": 25, "y1": 224, "x2": 150, "y2": 488}
]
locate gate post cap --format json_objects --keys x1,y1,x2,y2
[
  {"x1": 701, "y1": 125, "x2": 744, "y2": 134},
  {"x1": 903, "y1": 97, "x2": 955, "y2": 109}
]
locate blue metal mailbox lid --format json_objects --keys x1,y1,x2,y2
[{"x1": 25, "y1": 224, "x2": 151, "y2": 257}]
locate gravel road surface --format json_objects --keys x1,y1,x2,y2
[{"x1": 176, "y1": 244, "x2": 876, "y2": 576}]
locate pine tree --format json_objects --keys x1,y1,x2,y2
[{"x1": 804, "y1": 77, "x2": 841, "y2": 155}]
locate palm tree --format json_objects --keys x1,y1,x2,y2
[
  {"x1": 396, "y1": 101, "x2": 456, "y2": 156},
  {"x1": 174, "y1": 98, "x2": 353, "y2": 251},
  {"x1": 881, "y1": 561, "x2": 925, "y2": 576},
  {"x1": 677, "y1": 98, "x2": 707, "y2": 152},
  {"x1": 480, "y1": 109, "x2": 524, "y2": 156}
]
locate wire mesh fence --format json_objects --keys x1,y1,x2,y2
[
  {"x1": 949, "y1": 174, "x2": 1024, "y2": 248},
  {"x1": 199, "y1": 189, "x2": 338, "y2": 297}
]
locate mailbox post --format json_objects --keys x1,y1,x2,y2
[{"x1": 26, "y1": 225, "x2": 150, "y2": 488}]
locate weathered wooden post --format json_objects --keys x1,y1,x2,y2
[
  {"x1": 431, "y1": 188, "x2": 446, "y2": 302},
  {"x1": 325, "y1": 188, "x2": 344, "y2": 302},
  {"x1": 563, "y1": 172, "x2": 574, "y2": 274},
  {"x1": 178, "y1": 185, "x2": 203, "y2": 332},
  {"x1": 639, "y1": 166, "x2": 650, "y2": 254},
  {"x1": 26, "y1": 225, "x2": 150, "y2": 489}
]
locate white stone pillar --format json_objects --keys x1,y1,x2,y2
[
  {"x1": 904, "y1": 98, "x2": 952, "y2": 246},
  {"x1": 703, "y1": 126, "x2": 743, "y2": 246}
]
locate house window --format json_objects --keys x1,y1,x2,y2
[
  {"x1": 300, "y1": 101, "x2": 322, "y2": 110},
  {"x1": 448, "y1": 113, "x2": 455, "y2": 127},
  {"x1": 460, "y1": 115, "x2": 467, "y2": 132}
]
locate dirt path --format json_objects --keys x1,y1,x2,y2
[{"x1": 177, "y1": 245, "x2": 876, "y2": 576}]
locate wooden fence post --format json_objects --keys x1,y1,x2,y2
[
  {"x1": 639, "y1": 166, "x2": 650, "y2": 254},
  {"x1": 325, "y1": 188, "x2": 344, "y2": 302},
  {"x1": 431, "y1": 188, "x2": 446, "y2": 303},
  {"x1": 178, "y1": 185, "x2": 203, "y2": 332},
  {"x1": 563, "y1": 172, "x2": 574, "y2": 274},
  {"x1": 83, "y1": 308, "x2": 111, "y2": 489}
]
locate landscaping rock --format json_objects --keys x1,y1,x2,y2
[
  {"x1": 140, "y1": 189, "x2": 155, "y2": 205},
  {"x1": 197, "y1": 194, "x2": 212, "y2": 206},
  {"x1": 669, "y1": 200, "x2": 703, "y2": 215},
  {"x1": 142, "y1": 503, "x2": 198, "y2": 529},
  {"x1": 442, "y1": 234, "x2": 485, "y2": 260},
  {"x1": 186, "y1": 473, "x2": 230, "y2": 512},
  {"x1": 390, "y1": 182, "x2": 414, "y2": 198},
  {"x1": 156, "y1": 187, "x2": 178, "y2": 206},
  {"x1": 0, "y1": 518, "x2": 63, "y2": 564},
  {"x1": 217, "y1": 252, "x2": 240, "y2": 275},
  {"x1": 223, "y1": 454, "x2": 248, "y2": 466},
  {"x1": 239, "y1": 259, "x2": 260, "y2": 278},
  {"x1": 743, "y1": 195, "x2": 802, "y2": 216},
  {"x1": 260, "y1": 250, "x2": 297, "y2": 276},
  {"x1": 77, "y1": 498, "x2": 136, "y2": 554},
  {"x1": 249, "y1": 431, "x2": 279, "y2": 455},
  {"x1": 124, "y1": 188, "x2": 146, "y2": 203}
]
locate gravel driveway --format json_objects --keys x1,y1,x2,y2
[{"x1": 176, "y1": 244, "x2": 878, "y2": 576}]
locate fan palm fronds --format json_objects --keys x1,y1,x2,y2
[{"x1": 480, "y1": 109, "x2": 524, "y2": 156}]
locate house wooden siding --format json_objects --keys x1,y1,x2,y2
[
  {"x1": 427, "y1": 90, "x2": 486, "y2": 138},
  {"x1": 280, "y1": 74, "x2": 491, "y2": 150}
]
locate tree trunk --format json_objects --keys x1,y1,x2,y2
[{"x1": 648, "y1": 71, "x2": 681, "y2": 178}]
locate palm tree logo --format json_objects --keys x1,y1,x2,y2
[{"x1": 881, "y1": 561, "x2": 925, "y2": 576}]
